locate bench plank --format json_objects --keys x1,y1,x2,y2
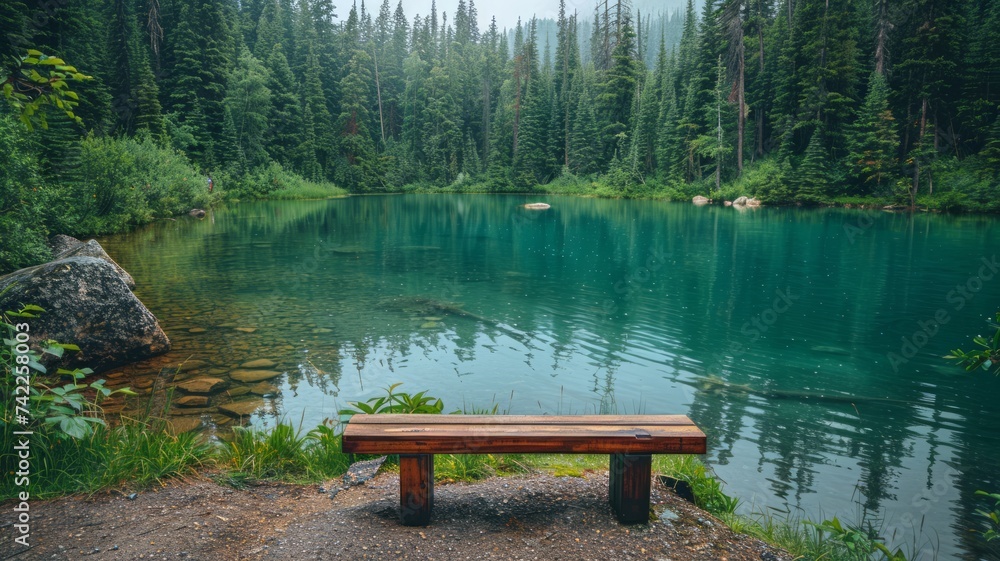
[
  {"x1": 348, "y1": 414, "x2": 696, "y2": 425},
  {"x1": 342, "y1": 415, "x2": 706, "y2": 455}
]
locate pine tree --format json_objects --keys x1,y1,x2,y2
[
  {"x1": 796, "y1": 126, "x2": 829, "y2": 203},
  {"x1": 336, "y1": 49, "x2": 384, "y2": 191},
  {"x1": 133, "y1": 50, "x2": 167, "y2": 140},
  {"x1": 847, "y1": 72, "x2": 898, "y2": 193},
  {"x1": 263, "y1": 43, "x2": 302, "y2": 169},
  {"x1": 570, "y1": 79, "x2": 601, "y2": 176},
  {"x1": 301, "y1": 42, "x2": 334, "y2": 177},
  {"x1": 597, "y1": 15, "x2": 641, "y2": 164},
  {"x1": 224, "y1": 46, "x2": 273, "y2": 171}
]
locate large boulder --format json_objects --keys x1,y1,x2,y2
[
  {"x1": 0, "y1": 256, "x2": 170, "y2": 373},
  {"x1": 49, "y1": 235, "x2": 135, "y2": 289},
  {"x1": 49, "y1": 234, "x2": 82, "y2": 256},
  {"x1": 692, "y1": 196, "x2": 711, "y2": 205}
]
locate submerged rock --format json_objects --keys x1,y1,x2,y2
[
  {"x1": 226, "y1": 386, "x2": 252, "y2": 397},
  {"x1": 249, "y1": 382, "x2": 279, "y2": 396},
  {"x1": 218, "y1": 399, "x2": 264, "y2": 417},
  {"x1": 166, "y1": 416, "x2": 204, "y2": 434},
  {"x1": 229, "y1": 369, "x2": 282, "y2": 383},
  {"x1": 0, "y1": 256, "x2": 170, "y2": 373},
  {"x1": 175, "y1": 377, "x2": 228, "y2": 394},
  {"x1": 173, "y1": 395, "x2": 210, "y2": 407},
  {"x1": 240, "y1": 358, "x2": 276, "y2": 369},
  {"x1": 523, "y1": 202, "x2": 550, "y2": 210}
]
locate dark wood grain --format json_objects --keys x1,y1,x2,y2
[
  {"x1": 348, "y1": 414, "x2": 696, "y2": 425},
  {"x1": 399, "y1": 454, "x2": 433, "y2": 526},
  {"x1": 342, "y1": 415, "x2": 706, "y2": 455}
]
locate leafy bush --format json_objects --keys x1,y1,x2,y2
[
  {"x1": 229, "y1": 161, "x2": 348, "y2": 200},
  {"x1": 339, "y1": 382, "x2": 445, "y2": 417},
  {"x1": 1, "y1": 305, "x2": 206, "y2": 499},
  {"x1": 46, "y1": 132, "x2": 214, "y2": 236},
  {"x1": 0, "y1": 112, "x2": 51, "y2": 273}
]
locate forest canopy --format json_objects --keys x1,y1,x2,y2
[{"x1": 1, "y1": 0, "x2": 999, "y2": 271}]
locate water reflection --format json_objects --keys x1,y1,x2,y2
[{"x1": 100, "y1": 195, "x2": 1000, "y2": 560}]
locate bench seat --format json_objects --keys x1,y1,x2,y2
[{"x1": 342, "y1": 414, "x2": 706, "y2": 525}]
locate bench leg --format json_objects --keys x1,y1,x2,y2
[
  {"x1": 608, "y1": 453, "x2": 652, "y2": 524},
  {"x1": 399, "y1": 454, "x2": 434, "y2": 526}
]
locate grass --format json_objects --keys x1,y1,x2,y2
[
  {"x1": 0, "y1": 418, "x2": 211, "y2": 500},
  {"x1": 218, "y1": 421, "x2": 351, "y2": 482},
  {"x1": 267, "y1": 181, "x2": 349, "y2": 200}
]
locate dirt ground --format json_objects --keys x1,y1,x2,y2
[{"x1": 2, "y1": 471, "x2": 789, "y2": 561}]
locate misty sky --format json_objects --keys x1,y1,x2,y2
[
  {"x1": 346, "y1": 0, "x2": 689, "y2": 34},
  {"x1": 363, "y1": 0, "x2": 562, "y2": 31}
]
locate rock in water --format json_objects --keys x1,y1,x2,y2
[
  {"x1": 229, "y1": 369, "x2": 282, "y2": 383},
  {"x1": 175, "y1": 377, "x2": 228, "y2": 394},
  {"x1": 692, "y1": 196, "x2": 710, "y2": 205},
  {"x1": 218, "y1": 399, "x2": 264, "y2": 417},
  {"x1": 733, "y1": 196, "x2": 749, "y2": 205},
  {"x1": 240, "y1": 358, "x2": 276, "y2": 369},
  {"x1": 173, "y1": 395, "x2": 210, "y2": 407},
  {"x1": 50, "y1": 236, "x2": 136, "y2": 289},
  {"x1": 0, "y1": 256, "x2": 170, "y2": 373}
]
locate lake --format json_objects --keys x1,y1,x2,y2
[{"x1": 101, "y1": 194, "x2": 1000, "y2": 560}]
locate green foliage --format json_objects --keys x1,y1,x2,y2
[
  {"x1": 1, "y1": 50, "x2": 92, "y2": 130},
  {"x1": 2, "y1": 305, "x2": 134, "y2": 440},
  {"x1": 0, "y1": 111, "x2": 50, "y2": 273},
  {"x1": 51, "y1": 133, "x2": 214, "y2": 235},
  {"x1": 339, "y1": 383, "x2": 445, "y2": 417},
  {"x1": 435, "y1": 453, "x2": 527, "y2": 482},
  {"x1": 220, "y1": 420, "x2": 351, "y2": 482},
  {"x1": 808, "y1": 517, "x2": 908, "y2": 561},
  {"x1": 796, "y1": 127, "x2": 830, "y2": 204},
  {"x1": 945, "y1": 311, "x2": 1000, "y2": 375},
  {"x1": 1, "y1": 306, "x2": 206, "y2": 499},
  {"x1": 847, "y1": 73, "x2": 899, "y2": 194},
  {"x1": 975, "y1": 490, "x2": 1000, "y2": 542}
]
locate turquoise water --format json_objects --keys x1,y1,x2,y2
[{"x1": 101, "y1": 195, "x2": 1000, "y2": 559}]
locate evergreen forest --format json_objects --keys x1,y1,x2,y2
[{"x1": 2, "y1": 0, "x2": 1000, "y2": 272}]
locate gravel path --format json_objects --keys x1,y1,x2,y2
[{"x1": 2, "y1": 471, "x2": 790, "y2": 561}]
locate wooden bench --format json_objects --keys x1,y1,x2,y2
[{"x1": 341, "y1": 414, "x2": 706, "y2": 526}]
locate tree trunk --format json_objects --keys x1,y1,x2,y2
[
  {"x1": 512, "y1": 57, "x2": 521, "y2": 159},
  {"x1": 373, "y1": 48, "x2": 386, "y2": 145},
  {"x1": 737, "y1": 41, "x2": 745, "y2": 173}
]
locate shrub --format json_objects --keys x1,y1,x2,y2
[
  {"x1": 46, "y1": 132, "x2": 213, "y2": 236},
  {"x1": 0, "y1": 112, "x2": 51, "y2": 273}
]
